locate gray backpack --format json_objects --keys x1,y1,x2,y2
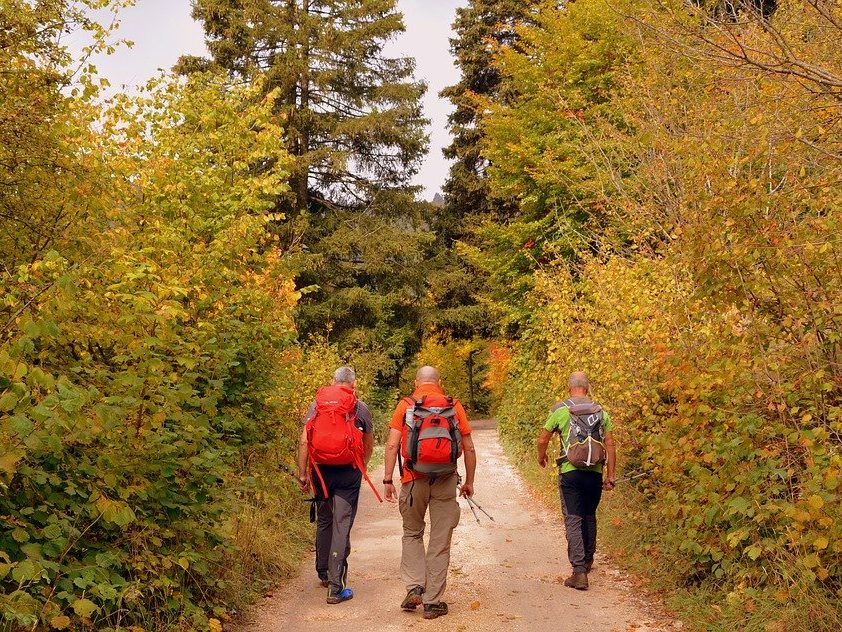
[{"x1": 559, "y1": 399, "x2": 606, "y2": 468}]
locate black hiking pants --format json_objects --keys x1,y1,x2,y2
[
  {"x1": 314, "y1": 464, "x2": 362, "y2": 592},
  {"x1": 559, "y1": 469, "x2": 603, "y2": 574}
]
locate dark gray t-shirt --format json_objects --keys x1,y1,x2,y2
[{"x1": 303, "y1": 399, "x2": 374, "y2": 434}]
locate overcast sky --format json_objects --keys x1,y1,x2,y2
[{"x1": 80, "y1": 0, "x2": 467, "y2": 200}]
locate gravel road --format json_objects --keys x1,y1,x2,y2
[{"x1": 236, "y1": 420, "x2": 677, "y2": 632}]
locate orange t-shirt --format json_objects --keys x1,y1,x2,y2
[{"x1": 389, "y1": 383, "x2": 472, "y2": 484}]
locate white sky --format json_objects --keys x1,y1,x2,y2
[{"x1": 80, "y1": 0, "x2": 467, "y2": 200}]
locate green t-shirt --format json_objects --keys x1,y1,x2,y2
[{"x1": 544, "y1": 399, "x2": 612, "y2": 474}]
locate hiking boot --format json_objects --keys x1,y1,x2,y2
[
  {"x1": 318, "y1": 573, "x2": 329, "y2": 588},
  {"x1": 423, "y1": 602, "x2": 448, "y2": 619},
  {"x1": 326, "y1": 587, "x2": 353, "y2": 604},
  {"x1": 400, "y1": 586, "x2": 424, "y2": 611},
  {"x1": 564, "y1": 572, "x2": 589, "y2": 590}
]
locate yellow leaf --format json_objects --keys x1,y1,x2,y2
[
  {"x1": 807, "y1": 495, "x2": 824, "y2": 511},
  {"x1": 50, "y1": 615, "x2": 71, "y2": 630},
  {"x1": 208, "y1": 618, "x2": 223, "y2": 632},
  {"x1": 813, "y1": 536, "x2": 829, "y2": 550},
  {"x1": 470, "y1": 600, "x2": 481, "y2": 610}
]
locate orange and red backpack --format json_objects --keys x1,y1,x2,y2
[
  {"x1": 305, "y1": 384, "x2": 381, "y2": 501},
  {"x1": 399, "y1": 394, "x2": 463, "y2": 477}
]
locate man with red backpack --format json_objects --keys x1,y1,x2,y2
[
  {"x1": 297, "y1": 367, "x2": 376, "y2": 604},
  {"x1": 382, "y1": 366, "x2": 476, "y2": 620}
]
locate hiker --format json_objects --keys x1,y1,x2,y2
[
  {"x1": 297, "y1": 366, "x2": 375, "y2": 604},
  {"x1": 536, "y1": 371, "x2": 616, "y2": 591},
  {"x1": 382, "y1": 366, "x2": 477, "y2": 620}
]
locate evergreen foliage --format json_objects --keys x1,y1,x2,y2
[{"x1": 182, "y1": 0, "x2": 431, "y2": 387}]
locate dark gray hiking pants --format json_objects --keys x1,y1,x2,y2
[
  {"x1": 559, "y1": 469, "x2": 603, "y2": 574},
  {"x1": 314, "y1": 465, "x2": 362, "y2": 592}
]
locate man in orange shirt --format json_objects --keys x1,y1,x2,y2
[{"x1": 383, "y1": 366, "x2": 476, "y2": 620}]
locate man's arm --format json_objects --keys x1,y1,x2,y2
[
  {"x1": 537, "y1": 429, "x2": 553, "y2": 468},
  {"x1": 603, "y1": 431, "x2": 616, "y2": 490},
  {"x1": 383, "y1": 428, "x2": 402, "y2": 503},
  {"x1": 363, "y1": 432, "x2": 374, "y2": 468},
  {"x1": 460, "y1": 434, "x2": 476, "y2": 497},
  {"x1": 297, "y1": 427, "x2": 310, "y2": 492},
  {"x1": 356, "y1": 402, "x2": 376, "y2": 467}
]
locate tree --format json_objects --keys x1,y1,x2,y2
[
  {"x1": 440, "y1": 0, "x2": 537, "y2": 229},
  {"x1": 181, "y1": 0, "x2": 431, "y2": 388}
]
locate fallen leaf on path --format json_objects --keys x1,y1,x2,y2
[{"x1": 470, "y1": 600, "x2": 481, "y2": 610}]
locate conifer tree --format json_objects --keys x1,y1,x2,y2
[
  {"x1": 181, "y1": 0, "x2": 430, "y2": 387},
  {"x1": 440, "y1": 0, "x2": 536, "y2": 230},
  {"x1": 421, "y1": 1, "x2": 538, "y2": 345}
]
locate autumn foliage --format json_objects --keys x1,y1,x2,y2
[
  {"x1": 478, "y1": 0, "x2": 842, "y2": 627},
  {"x1": 0, "y1": 2, "x2": 319, "y2": 628}
]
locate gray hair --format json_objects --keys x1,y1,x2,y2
[
  {"x1": 333, "y1": 366, "x2": 356, "y2": 385},
  {"x1": 568, "y1": 371, "x2": 590, "y2": 392},
  {"x1": 415, "y1": 365, "x2": 441, "y2": 384}
]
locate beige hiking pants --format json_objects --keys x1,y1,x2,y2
[{"x1": 398, "y1": 472, "x2": 461, "y2": 605}]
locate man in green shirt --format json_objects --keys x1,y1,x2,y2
[{"x1": 536, "y1": 371, "x2": 616, "y2": 591}]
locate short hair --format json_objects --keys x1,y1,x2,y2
[
  {"x1": 415, "y1": 366, "x2": 441, "y2": 384},
  {"x1": 568, "y1": 371, "x2": 590, "y2": 392},
  {"x1": 333, "y1": 366, "x2": 356, "y2": 385}
]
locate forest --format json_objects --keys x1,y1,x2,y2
[{"x1": 1, "y1": 0, "x2": 840, "y2": 630}]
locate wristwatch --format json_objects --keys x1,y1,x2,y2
[{"x1": 382, "y1": 479, "x2": 393, "y2": 485}]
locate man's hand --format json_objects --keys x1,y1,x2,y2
[
  {"x1": 298, "y1": 476, "x2": 311, "y2": 494},
  {"x1": 459, "y1": 482, "x2": 474, "y2": 498},
  {"x1": 536, "y1": 429, "x2": 552, "y2": 468},
  {"x1": 602, "y1": 477, "x2": 615, "y2": 491},
  {"x1": 384, "y1": 482, "x2": 398, "y2": 503}
]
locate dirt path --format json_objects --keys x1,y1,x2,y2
[{"x1": 237, "y1": 420, "x2": 676, "y2": 632}]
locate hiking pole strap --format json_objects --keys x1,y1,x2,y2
[{"x1": 353, "y1": 453, "x2": 383, "y2": 503}]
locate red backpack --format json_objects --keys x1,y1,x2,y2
[
  {"x1": 305, "y1": 384, "x2": 381, "y2": 501},
  {"x1": 400, "y1": 394, "x2": 463, "y2": 477}
]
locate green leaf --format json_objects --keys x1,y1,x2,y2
[
  {"x1": 12, "y1": 558, "x2": 43, "y2": 583},
  {"x1": 72, "y1": 598, "x2": 98, "y2": 617},
  {"x1": 11, "y1": 527, "x2": 30, "y2": 543},
  {"x1": 42, "y1": 523, "x2": 63, "y2": 540},
  {"x1": 745, "y1": 545, "x2": 762, "y2": 560},
  {"x1": 9, "y1": 414, "x2": 33, "y2": 437},
  {"x1": 0, "y1": 390, "x2": 19, "y2": 412},
  {"x1": 22, "y1": 320, "x2": 41, "y2": 338},
  {"x1": 20, "y1": 543, "x2": 43, "y2": 559}
]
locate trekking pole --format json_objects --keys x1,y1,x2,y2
[
  {"x1": 465, "y1": 495, "x2": 495, "y2": 522},
  {"x1": 455, "y1": 474, "x2": 479, "y2": 523},
  {"x1": 456, "y1": 475, "x2": 495, "y2": 523},
  {"x1": 464, "y1": 495, "x2": 481, "y2": 524},
  {"x1": 613, "y1": 470, "x2": 653, "y2": 485},
  {"x1": 279, "y1": 463, "x2": 319, "y2": 503},
  {"x1": 279, "y1": 462, "x2": 320, "y2": 522}
]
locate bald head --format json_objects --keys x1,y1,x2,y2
[
  {"x1": 415, "y1": 366, "x2": 441, "y2": 385},
  {"x1": 568, "y1": 371, "x2": 590, "y2": 395}
]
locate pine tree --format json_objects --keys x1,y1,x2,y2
[
  {"x1": 440, "y1": 0, "x2": 537, "y2": 231},
  {"x1": 419, "y1": 1, "x2": 538, "y2": 346},
  {"x1": 180, "y1": 0, "x2": 430, "y2": 387}
]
